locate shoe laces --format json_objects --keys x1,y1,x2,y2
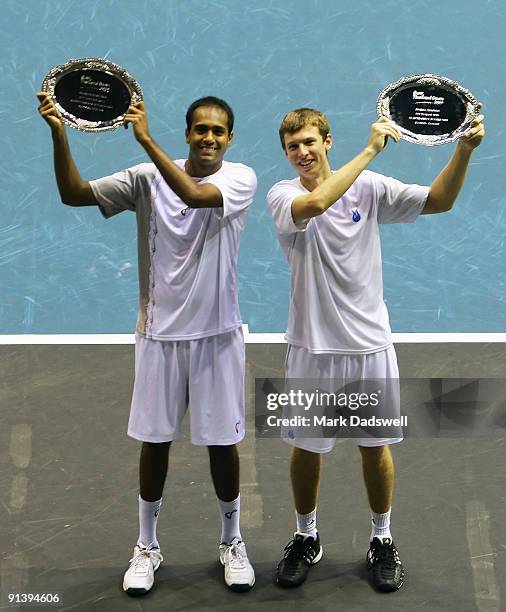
[
  {"x1": 283, "y1": 535, "x2": 314, "y2": 564},
  {"x1": 223, "y1": 541, "x2": 247, "y2": 570},
  {"x1": 369, "y1": 539, "x2": 400, "y2": 570},
  {"x1": 129, "y1": 546, "x2": 159, "y2": 573}
]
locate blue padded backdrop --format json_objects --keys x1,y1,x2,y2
[{"x1": 2, "y1": 0, "x2": 505, "y2": 333}]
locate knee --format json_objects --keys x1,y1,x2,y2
[
  {"x1": 358, "y1": 444, "x2": 389, "y2": 462},
  {"x1": 142, "y1": 441, "x2": 171, "y2": 455},
  {"x1": 292, "y1": 447, "x2": 323, "y2": 463},
  {"x1": 208, "y1": 444, "x2": 238, "y2": 460}
]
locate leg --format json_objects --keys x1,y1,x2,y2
[
  {"x1": 208, "y1": 444, "x2": 242, "y2": 544},
  {"x1": 123, "y1": 440, "x2": 171, "y2": 596},
  {"x1": 276, "y1": 344, "x2": 330, "y2": 588},
  {"x1": 359, "y1": 444, "x2": 393, "y2": 514},
  {"x1": 140, "y1": 441, "x2": 172, "y2": 502},
  {"x1": 134, "y1": 441, "x2": 171, "y2": 551},
  {"x1": 189, "y1": 332, "x2": 254, "y2": 590},
  {"x1": 360, "y1": 444, "x2": 404, "y2": 592},
  {"x1": 276, "y1": 446, "x2": 323, "y2": 588},
  {"x1": 209, "y1": 444, "x2": 255, "y2": 591},
  {"x1": 357, "y1": 345, "x2": 400, "y2": 515},
  {"x1": 208, "y1": 443, "x2": 239, "y2": 502},
  {"x1": 290, "y1": 446, "x2": 321, "y2": 514},
  {"x1": 124, "y1": 335, "x2": 186, "y2": 596}
]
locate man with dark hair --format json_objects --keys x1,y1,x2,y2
[
  {"x1": 186, "y1": 95, "x2": 235, "y2": 133},
  {"x1": 267, "y1": 107, "x2": 484, "y2": 592},
  {"x1": 37, "y1": 92, "x2": 257, "y2": 594}
]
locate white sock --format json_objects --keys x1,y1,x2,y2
[
  {"x1": 296, "y1": 508, "x2": 318, "y2": 539},
  {"x1": 370, "y1": 509, "x2": 392, "y2": 542},
  {"x1": 138, "y1": 496, "x2": 162, "y2": 548},
  {"x1": 217, "y1": 495, "x2": 242, "y2": 544}
]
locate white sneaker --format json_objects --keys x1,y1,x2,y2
[
  {"x1": 123, "y1": 543, "x2": 163, "y2": 595},
  {"x1": 219, "y1": 538, "x2": 255, "y2": 591}
]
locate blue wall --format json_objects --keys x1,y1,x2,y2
[{"x1": 2, "y1": 0, "x2": 505, "y2": 333}]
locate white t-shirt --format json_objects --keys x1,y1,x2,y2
[
  {"x1": 90, "y1": 160, "x2": 257, "y2": 340},
  {"x1": 267, "y1": 170, "x2": 429, "y2": 354}
]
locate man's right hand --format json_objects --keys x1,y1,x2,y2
[
  {"x1": 366, "y1": 117, "x2": 400, "y2": 155},
  {"x1": 35, "y1": 92, "x2": 97, "y2": 206},
  {"x1": 36, "y1": 92, "x2": 64, "y2": 133}
]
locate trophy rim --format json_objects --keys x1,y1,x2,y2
[
  {"x1": 376, "y1": 74, "x2": 479, "y2": 146},
  {"x1": 41, "y1": 57, "x2": 144, "y2": 132}
]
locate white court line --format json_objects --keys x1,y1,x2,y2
[
  {"x1": 465, "y1": 500, "x2": 500, "y2": 612},
  {"x1": 2, "y1": 427, "x2": 32, "y2": 598},
  {"x1": 9, "y1": 424, "x2": 32, "y2": 469},
  {"x1": 8, "y1": 425, "x2": 32, "y2": 513},
  {"x1": 9, "y1": 475, "x2": 29, "y2": 513},
  {"x1": 1, "y1": 328, "x2": 506, "y2": 344}
]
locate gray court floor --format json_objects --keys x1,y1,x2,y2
[{"x1": 1, "y1": 343, "x2": 505, "y2": 611}]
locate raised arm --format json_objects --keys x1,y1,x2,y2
[
  {"x1": 36, "y1": 93, "x2": 97, "y2": 206},
  {"x1": 123, "y1": 102, "x2": 222, "y2": 208},
  {"x1": 422, "y1": 111, "x2": 485, "y2": 215},
  {"x1": 291, "y1": 118, "x2": 400, "y2": 223}
]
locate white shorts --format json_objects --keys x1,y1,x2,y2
[
  {"x1": 128, "y1": 328, "x2": 245, "y2": 445},
  {"x1": 283, "y1": 344, "x2": 403, "y2": 453}
]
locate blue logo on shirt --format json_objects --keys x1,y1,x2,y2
[{"x1": 352, "y1": 209, "x2": 361, "y2": 222}]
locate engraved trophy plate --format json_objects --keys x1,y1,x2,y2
[
  {"x1": 41, "y1": 58, "x2": 143, "y2": 132},
  {"x1": 376, "y1": 74, "x2": 479, "y2": 146}
]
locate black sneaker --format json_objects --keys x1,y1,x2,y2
[
  {"x1": 276, "y1": 532, "x2": 323, "y2": 588},
  {"x1": 366, "y1": 537, "x2": 404, "y2": 592}
]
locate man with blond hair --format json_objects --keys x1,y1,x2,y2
[{"x1": 267, "y1": 107, "x2": 484, "y2": 591}]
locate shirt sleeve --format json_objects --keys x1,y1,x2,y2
[
  {"x1": 374, "y1": 172, "x2": 430, "y2": 224},
  {"x1": 206, "y1": 163, "x2": 258, "y2": 220},
  {"x1": 267, "y1": 180, "x2": 310, "y2": 235},
  {"x1": 89, "y1": 163, "x2": 156, "y2": 219}
]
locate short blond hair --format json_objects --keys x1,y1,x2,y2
[{"x1": 279, "y1": 108, "x2": 330, "y2": 150}]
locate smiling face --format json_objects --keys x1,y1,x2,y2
[
  {"x1": 283, "y1": 126, "x2": 333, "y2": 184},
  {"x1": 185, "y1": 105, "x2": 233, "y2": 176}
]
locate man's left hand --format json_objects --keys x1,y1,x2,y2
[
  {"x1": 124, "y1": 101, "x2": 151, "y2": 145},
  {"x1": 458, "y1": 106, "x2": 485, "y2": 152}
]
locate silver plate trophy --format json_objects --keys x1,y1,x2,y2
[
  {"x1": 41, "y1": 58, "x2": 143, "y2": 132},
  {"x1": 376, "y1": 74, "x2": 479, "y2": 146}
]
